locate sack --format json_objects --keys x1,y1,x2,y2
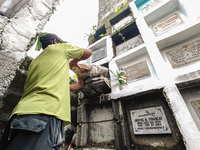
[{"x1": 70, "y1": 64, "x2": 109, "y2": 79}]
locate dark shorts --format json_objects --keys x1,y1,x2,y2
[{"x1": 0, "y1": 114, "x2": 64, "y2": 150}]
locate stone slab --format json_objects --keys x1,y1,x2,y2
[
  {"x1": 81, "y1": 77, "x2": 111, "y2": 98},
  {"x1": 77, "y1": 105, "x2": 87, "y2": 124},
  {"x1": 92, "y1": 47, "x2": 107, "y2": 63},
  {"x1": 130, "y1": 106, "x2": 171, "y2": 135},
  {"x1": 88, "y1": 121, "x2": 115, "y2": 143},
  {"x1": 88, "y1": 104, "x2": 113, "y2": 122},
  {"x1": 124, "y1": 60, "x2": 151, "y2": 82},
  {"x1": 112, "y1": 15, "x2": 134, "y2": 32},
  {"x1": 80, "y1": 124, "x2": 88, "y2": 146},
  {"x1": 166, "y1": 41, "x2": 200, "y2": 68},
  {"x1": 191, "y1": 100, "x2": 200, "y2": 119},
  {"x1": 151, "y1": 13, "x2": 184, "y2": 36},
  {"x1": 141, "y1": 0, "x2": 163, "y2": 13},
  {"x1": 116, "y1": 35, "x2": 144, "y2": 56}
]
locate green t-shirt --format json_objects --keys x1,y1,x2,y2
[{"x1": 11, "y1": 43, "x2": 84, "y2": 125}]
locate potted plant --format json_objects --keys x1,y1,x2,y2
[{"x1": 108, "y1": 63, "x2": 128, "y2": 90}]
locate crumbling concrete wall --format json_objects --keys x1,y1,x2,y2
[
  {"x1": 124, "y1": 91, "x2": 185, "y2": 150},
  {"x1": 0, "y1": 0, "x2": 60, "y2": 144},
  {"x1": 74, "y1": 90, "x2": 186, "y2": 150},
  {"x1": 0, "y1": 57, "x2": 31, "y2": 139},
  {"x1": 0, "y1": 0, "x2": 59, "y2": 101}
]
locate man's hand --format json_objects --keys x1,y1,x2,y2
[
  {"x1": 70, "y1": 77, "x2": 84, "y2": 92},
  {"x1": 69, "y1": 48, "x2": 92, "y2": 92}
]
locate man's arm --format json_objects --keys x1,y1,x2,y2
[
  {"x1": 69, "y1": 48, "x2": 92, "y2": 91},
  {"x1": 69, "y1": 48, "x2": 92, "y2": 66}
]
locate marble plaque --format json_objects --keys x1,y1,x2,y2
[
  {"x1": 166, "y1": 41, "x2": 200, "y2": 67},
  {"x1": 130, "y1": 106, "x2": 171, "y2": 135},
  {"x1": 152, "y1": 13, "x2": 184, "y2": 36},
  {"x1": 112, "y1": 15, "x2": 133, "y2": 32},
  {"x1": 191, "y1": 100, "x2": 200, "y2": 118},
  {"x1": 116, "y1": 35, "x2": 144, "y2": 56},
  {"x1": 92, "y1": 47, "x2": 107, "y2": 63},
  {"x1": 124, "y1": 61, "x2": 150, "y2": 82},
  {"x1": 141, "y1": 0, "x2": 163, "y2": 13}
]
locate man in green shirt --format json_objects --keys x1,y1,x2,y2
[{"x1": 0, "y1": 33, "x2": 92, "y2": 150}]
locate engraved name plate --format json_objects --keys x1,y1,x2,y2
[
  {"x1": 141, "y1": 0, "x2": 163, "y2": 13},
  {"x1": 152, "y1": 13, "x2": 184, "y2": 36},
  {"x1": 130, "y1": 106, "x2": 172, "y2": 135},
  {"x1": 191, "y1": 100, "x2": 200, "y2": 119},
  {"x1": 116, "y1": 35, "x2": 144, "y2": 56},
  {"x1": 92, "y1": 47, "x2": 107, "y2": 63},
  {"x1": 112, "y1": 15, "x2": 133, "y2": 32},
  {"x1": 166, "y1": 41, "x2": 200, "y2": 67},
  {"x1": 124, "y1": 61, "x2": 150, "y2": 82}
]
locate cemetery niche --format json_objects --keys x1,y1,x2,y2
[
  {"x1": 130, "y1": 106, "x2": 171, "y2": 135},
  {"x1": 151, "y1": 13, "x2": 184, "y2": 36},
  {"x1": 124, "y1": 60, "x2": 151, "y2": 82},
  {"x1": 116, "y1": 34, "x2": 144, "y2": 56},
  {"x1": 93, "y1": 24, "x2": 106, "y2": 42},
  {"x1": 92, "y1": 47, "x2": 107, "y2": 63},
  {"x1": 166, "y1": 40, "x2": 200, "y2": 68},
  {"x1": 124, "y1": 91, "x2": 186, "y2": 150},
  {"x1": 140, "y1": 0, "x2": 164, "y2": 13},
  {"x1": 86, "y1": 35, "x2": 114, "y2": 67},
  {"x1": 110, "y1": 7, "x2": 140, "y2": 46},
  {"x1": 135, "y1": 0, "x2": 151, "y2": 12}
]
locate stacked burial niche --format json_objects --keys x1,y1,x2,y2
[{"x1": 74, "y1": 0, "x2": 187, "y2": 149}]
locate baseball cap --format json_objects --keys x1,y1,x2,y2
[
  {"x1": 40, "y1": 33, "x2": 62, "y2": 44},
  {"x1": 35, "y1": 33, "x2": 66, "y2": 51}
]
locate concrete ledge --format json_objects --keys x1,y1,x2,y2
[{"x1": 81, "y1": 77, "x2": 111, "y2": 98}]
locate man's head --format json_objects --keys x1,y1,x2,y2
[{"x1": 40, "y1": 33, "x2": 62, "y2": 49}]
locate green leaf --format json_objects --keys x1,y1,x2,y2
[
  {"x1": 92, "y1": 25, "x2": 97, "y2": 31},
  {"x1": 35, "y1": 32, "x2": 48, "y2": 51},
  {"x1": 59, "y1": 38, "x2": 68, "y2": 43},
  {"x1": 123, "y1": 1, "x2": 127, "y2": 6},
  {"x1": 116, "y1": 7, "x2": 120, "y2": 12},
  {"x1": 115, "y1": 29, "x2": 119, "y2": 32},
  {"x1": 35, "y1": 32, "x2": 67, "y2": 51},
  {"x1": 73, "y1": 75, "x2": 78, "y2": 79},
  {"x1": 115, "y1": 6, "x2": 121, "y2": 14},
  {"x1": 108, "y1": 68, "x2": 117, "y2": 77},
  {"x1": 99, "y1": 33, "x2": 105, "y2": 37},
  {"x1": 35, "y1": 42, "x2": 42, "y2": 51},
  {"x1": 114, "y1": 9, "x2": 118, "y2": 14}
]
